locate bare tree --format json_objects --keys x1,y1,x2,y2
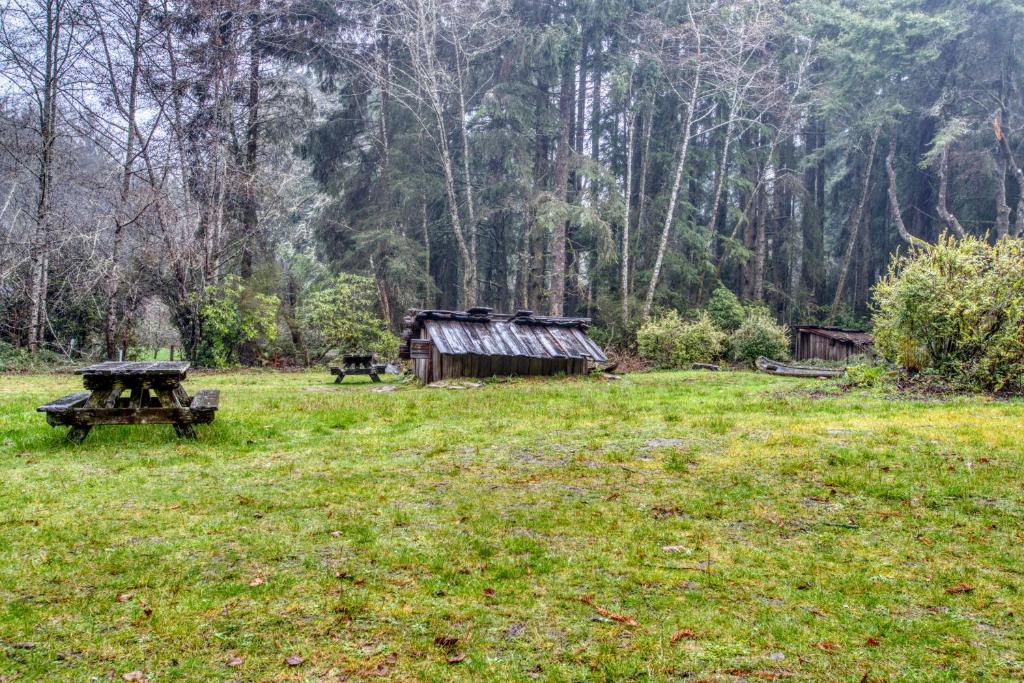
[{"x1": 0, "y1": 0, "x2": 82, "y2": 354}]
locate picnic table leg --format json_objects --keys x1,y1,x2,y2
[
  {"x1": 334, "y1": 372, "x2": 345, "y2": 384},
  {"x1": 370, "y1": 373, "x2": 381, "y2": 382},
  {"x1": 153, "y1": 384, "x2": 198, "y2": 439},
  {"x1": 66, "y1": 426, "x2": 91, "y2": 444},
  {"x1": 62, "y1": 385, "x2": 117, "y2": 443}
]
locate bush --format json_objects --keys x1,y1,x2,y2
[
  {"x1": 872, "y1": 235, "x2": 1024, "y2": 392},
  {"x1": 729, "y1": 311, "x2": 789, "y2": 365},
  {"x1": 839, "y1": 362, "x2": 891, "y2": 390},
  {"x1": 637, "y1": 310, "x2": 725, "y2": 368},
  {"x1": 299, "y1": 274, "x2": 397, "y2": 361},
  {"x1": 197, "y1": 276, "x2": 280, "y2": 367},
  {"x1": 706, "y1": 286, "x2": 746, "y2": 332}
]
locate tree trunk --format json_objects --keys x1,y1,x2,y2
[
  {"x1": 885, "y1": 136, "x2": 926, "y2": 246},
  {"x1": 935, "y1": 145, "x2": 965, "y2": 237},
  {"x1": 621, "y1": 110, "x2": 636, "y2": 321},
  {"x1": 830, "y1": 126, "x2": 880, "y2": 321},
  {"x1": 548, "y1": 49, "x2": 576, "y2": 316},
  {"x1": 240, "y1": 0, "x2": 262, "y2": 278},
  {"x1": 994, "y1": 112, "x2": 1024, "y2": 237},
  {"x1": 642, "y1": 66, "x2": 701, "y2": 319}
]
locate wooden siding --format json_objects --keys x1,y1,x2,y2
[{"x1": 795, "y1": 330, "x2": 863, "y2": 361}]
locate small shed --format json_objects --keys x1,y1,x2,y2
[
  {"x1": 793, "y1": 325, "x2": 873, "y2": 362},
  {"x1": 399, "y1": 307, "x2": 607, "y2": 384}
]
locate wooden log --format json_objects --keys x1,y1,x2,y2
[{"x1": 755, "y1": 356, "x2": 845, "y2": 378}]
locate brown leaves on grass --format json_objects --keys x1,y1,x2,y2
[
  {"x1": 248, "y1": 575, "x2": 265, "y2": 587},
  {"x1": 670, "y1": 628, "x2": 696, "y2": 643},
  {"x1": 433, "y1": 635, "x2": 465, "y2": 664},
  {"x1": 725, "y1": 669, "x2": 793, "y2": 680},
  {"x1": 284, "y1": 654, "x2": 305, "y2": 666},
  {"x1": 945, "y1": 583, "x2": 974, "y2": 595},
  {"x1": 482, "y1": 587, "x2": 496, "y2": 597},
  {"x1": 226, "y1": 655, "x2": 244, "y2": 667},
  {"x1": 122, "y1": 673, "x2": 147, "y2": 682},
  {"x1": 812, "y1": 640, "x2": 840, "y2": 653},
  {"x1": 116, "y1": 593, "x2": 133, "y2": 603},
  {"x1": 865, "y1": 637, "x2": 881, "y2": 647},
  {"x1": 433, "y1": 635, "x2": 458, "y2": 648},
  {"x1": 651, "y1": 505, "x2": 685, "y2": 520},
  {"x1": 579, "y1": 595, "x2": 640, "y2": 627}
]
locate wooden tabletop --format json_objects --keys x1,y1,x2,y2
[{"x1": 76, "y1": 361, "x2": 190, "y2": 379}]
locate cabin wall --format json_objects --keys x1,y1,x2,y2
[
  {"x1": 435, "y1": 353, "x2": 588, "y2": 380},
  {"x1": 795, "y1": 331, "x2": 858, "y2": 362}
]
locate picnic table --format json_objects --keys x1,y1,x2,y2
[
  {"x1": 37, "y1": 361, "x2": 219, "y2": 443},
  {"x1": 330, "y1": 354, "x2": 386, "y2": 383}
]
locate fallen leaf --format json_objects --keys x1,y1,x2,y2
[
  {"x1": 433, "y1": 635, "x2": 459, "y2": 649},
  {"x1": 330, "y1": 531, "x2": 343, "y2": 537},
  {"x1": 579, "y1": 595, "x2": 640, "y2": 627},
  {"x1": 670, "y1": 628, "x2": 696, "y2": 643},
  {"x1": 446, "y1": 653, "x2": 466, "y2": 664},
  {"x1": 945, "y1": 583, "x2": 974, "y2": 595},
  {"x1": 725, "y1": 669, "x2": 792, "y2": 680},
  {"x1": 865, "y1": 637, "x2": 881, "y2": 647},
  {"x1": 604, "y1": 493, "x2": 620, "y2": 501},
  {"x1": 284, "y1": 654, "x2": 304, "y2": 666},
  {"x1": 483, "y1": 588, "x2": 496, "y2": 597},
  {"x1": 812, "y1": 641, "x2": 840, "y2": 653},
  {"x1": 116, "y1": 593, "x2": 133, "y2": 603},
  {"x1": 661, "y1": 545, "x2": 688, "y2": 553},
  {"x1": 248, "y1": 576, "x2": 265, "y2": 587},
  {"x1": 226, "y1": 655, "x2": 244, "y2": 667},
  {"x1": 122, "y1": 672, "x2": 146, "y2": 682}
]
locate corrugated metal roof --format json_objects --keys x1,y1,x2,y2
[
  {"x1": 794, "y1": 326, "x2": 874, "y2": 346},
  {"x1": 400, "y1": 308, "x2": 607, "y2": 362}
]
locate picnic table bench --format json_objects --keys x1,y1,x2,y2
[
  {"x1": 330, "y1": 354, "x2": 386, "y2": 383},
  {"x1": 37, "y1": 361, "x2": 219, "y2": 443}
]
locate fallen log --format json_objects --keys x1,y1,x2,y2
[
  {"x1": 755, "y1": 356, "x2": 845, "y2": 379},
  {"x1": 691, "y1": 363, "x2": 720, "y2": 371}
]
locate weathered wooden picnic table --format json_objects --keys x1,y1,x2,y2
[
  {"x1": 37, "y1": 361, "x2": 219, "y2": 443},
  {"x1": 330, "y1": 354, "x2": 386, "y2": 383}
]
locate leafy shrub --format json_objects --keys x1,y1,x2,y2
[
  {"x1": 839, "y1": 363, "x2": 890, "y2": 390},
  {"x1": 706, "y1": 286, "x2": 746, "y2": 332},
  {"x1": 197, "y1": 276, "x2": 280, "y2": 367},
  {"x1": 0, "y1": 341, "x2": 64, "y2": 371},
  {"x1": 872, "y1": 235, "x2": 1024, "y2": 392},
  {"x1": 299, "y1": 274, "x2": 397, "y2": 360},
  {"x1": 729, "y1": 311, "x2": 789, "y2": 364},
  {"x1": 637, "y1": 310, "x2": 725, "y2": 368}
]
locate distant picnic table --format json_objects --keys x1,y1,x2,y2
[
  {"x1": 38, "y1": 361, "x2": 219, "y2": 443},
  {"x1": 330, "y1": 354, "x2": 386, "y2": 383}
]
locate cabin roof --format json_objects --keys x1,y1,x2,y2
[
  {"x1": 399, "y1": 308, "x2": 608, "y2": 362},
  {"x1": 793, "y1": 325, "x2": 874, "y2": 346}
]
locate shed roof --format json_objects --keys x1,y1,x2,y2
[
  {"x1": 399, "y1": 308, "x2": 607, "y2": 362},
  {"x1": 793, "y1": 325, "x2": 874, "y2": 346}
]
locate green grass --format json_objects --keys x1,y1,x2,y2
[{"x1": 1, "y1": 369, "x2": 1022, "y2": 681}]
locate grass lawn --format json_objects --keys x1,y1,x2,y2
[{"x1": 1, "y1": 369, "x2": 1022, "y2": 681}]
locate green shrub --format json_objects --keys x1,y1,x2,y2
[
  {"x1": 637, "y1": 310, "x2": 726, "y2": 368},
  {"x1": 0, "y1": 342, "x2": 64, "y2": 371},
  {"x1": 839, "y1": 363, "x2": 891, "y2": 390},
  {"x1": 197, "y1": 276, "x2": 280, "y2": 367},
  {"x1": 872, "y1": 235, "x2": 1024, "y2": 392},
  {"x1": 299, "y1": 274, "x2": 397, "y2": 360},
  {"x1": 706, "y1": 286, "x2": 746, "y2": 332},
  {"x1": 729, "y1": 311, "x2": 790, "y2": 364}
]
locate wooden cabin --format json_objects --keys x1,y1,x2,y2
[
  {"x1": 399, "y1": 307, "x2": 608, "y2": 384},
  {"x1": 793, "y1": 325, "x2": 873, "y2": 362}
]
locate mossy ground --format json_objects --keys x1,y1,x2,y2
[{"x1": 1, "y1": 370, "x2": 1022, "y2": 681}]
